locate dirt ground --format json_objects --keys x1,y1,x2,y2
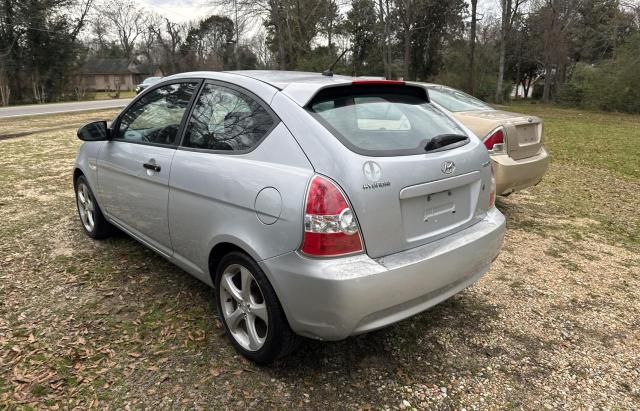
[{"x1": 0, "y1": 108, "x2": 638, "y2": 409}]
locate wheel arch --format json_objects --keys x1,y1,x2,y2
[
  {"x1": 207, "y1": 239, "x2": 263, "y2": 286},
  {"x1": 73, "y1": 167, "x2": 84, "y2": 187}
]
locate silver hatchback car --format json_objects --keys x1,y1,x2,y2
[{"x1": 74, "y1": 71, "x2": 506, "y2": 363}]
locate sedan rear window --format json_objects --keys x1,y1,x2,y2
[
  {"x1": 309, "y1": 85, "x2": 467, "y2": 156},
  {"x1": 427, "y1": 86, "x2": 493, "y2": 112}
]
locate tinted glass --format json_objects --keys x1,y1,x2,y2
[
  {"x1": 118, "y1": 82, "x2": 197, "y2": 145},
  {"x1": 427, "y1": 87, "x2": 493, "y2": 112},
  {"x1": 310, "y1": 91, "x2": 466, "y2": 155},
  {"x1": 183, "y1": 83, "x2": 275, "y2": 151}
]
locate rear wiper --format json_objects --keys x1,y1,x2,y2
[{"x1": 424, "y1": 134, "x2": 470, "y2": 152}]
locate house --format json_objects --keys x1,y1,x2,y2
[{"x1": 78, "y1": 58, "x2": 163, "y2": 92}]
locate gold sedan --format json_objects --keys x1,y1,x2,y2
[{"x1": 422, "y1": 84, "x2": 549, "y2": 196}]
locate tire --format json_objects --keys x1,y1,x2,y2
[
  {"x1": 214, "y1": 251, "x2": 299, "y2": 364},
  {"x1": 74, "y1": 175, "x2": 114, "y2": 239}
]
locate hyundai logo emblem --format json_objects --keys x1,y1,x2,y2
[{"x1": 441, "y1": 161, "x2": 455, "y2": 174}]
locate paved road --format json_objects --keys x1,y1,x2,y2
[{"x1": 0, "y1": 99, "x2": 132, "y2": 119}]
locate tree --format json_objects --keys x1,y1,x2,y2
[
  {"x1": 468, "y1": 0, "x2": 478, "y2": 93},
  {"x1": 346, "y1": 0, "x2": 384, "y2": 76},
  {"x1": 0, "y1": 0, "x2": 93, "y2": 105},
  {"x1": 406, "y1": 0, "x2": 467, "y2": 81},
  {"x1": 139, "y1": 13, "x2": 163, "y2": 66},
  {"x1": 152, "y1": 18, "x2": 187, "y2": 74},
  {"x1": 495, "y1": 0, "x2": 526, "y2": 103},
  {"x1": 534, "y1": 0, "x2": 582, "y2": 103},
  {"x1": 99, "y1": 0, "x2": 144, "y2": 60},
  {"x1": 397, "y1": 0, "x2": 416, "y2": 79},
  {"x1": 182, "y1": 15, "x2": 235, "y2": 70}
]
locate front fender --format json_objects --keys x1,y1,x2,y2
[{"x1": 74, "y1": 141, "x2": 106, "y2": 202}]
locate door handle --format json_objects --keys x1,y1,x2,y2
[{"x1": 143, "y1": 163, "x2": 161, "y2": 172}]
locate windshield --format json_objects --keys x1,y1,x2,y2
[
  {"x1": 143, "y1": 77, "x2": 161, "y2": 85},
  {"x1": 309, "y1": 86, "x2": 467, "y2": 156},
  {"x1": 427, "y1": 86, "x2": 493, "y2": 112}
]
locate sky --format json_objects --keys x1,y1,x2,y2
[
  {"x1": 141, "y1": 0, "x2": 500, "y2": 24},
  {"x1": 141, "y1": 0, "x2": 220, "y2": 22}
]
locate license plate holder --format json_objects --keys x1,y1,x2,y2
[{"x1": 424, "y1": 190, "x2": 457, "y2": 223}]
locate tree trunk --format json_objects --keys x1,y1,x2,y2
[
  {"x1": 495, "y1": 0, "x2": 509, "y2": 103},
  {"x1": 514, "y1": 62, "x2": 520, "y2": 99},
  {"x1": 468, "y1": 0, "x2": 477, "y2": 94},
  {"x1": 271, "y1": 0, "x2": 286, "y2": 70},
  {"x1": 522, "y1": 75, "x2": 531, "y2": 99},
  {"x1": 234, "y1": 0, "x2": 240, "y2": 70},
  {"x1": 542, "y1": 63, "x2": 552, "y2": 103},
  {"x1": 495, "y1": 38, "x2": 506, "y2": 103},
  {"x1": 402, "y1": 0, "x2": 412, "y2": 80},
  {"x1": 0, "y1": 83, "x2": 9, "y2": 106},
  {"x1": 403, "y1": 29, "x2": 411, "y2": 80},
  {"x1": 386, "y1": 0, "x2": 391, "y2": 78},
  {"x1": 378, "y1": 0, "x2": 389, "y2": 79}
]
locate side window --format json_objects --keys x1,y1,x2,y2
[
  {"x1": 183, "y1": 83, "x2": 275, "y2": 151},
  {"x1": 117, "y1": 82, "x2": 198, "y2": 145}
]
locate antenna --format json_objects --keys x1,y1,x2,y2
[{"x1": 322, "y1": 48, "x2": 350, "y2": 77}]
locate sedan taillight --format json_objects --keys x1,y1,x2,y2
[
  {"x1": 301, "y1": 175, "x2": 363, "y2": 257},
  {"x1": 484, "y1": 128, "x2": 505, "y2": 151}
]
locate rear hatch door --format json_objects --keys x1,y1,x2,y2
[{"x1": 306, "y1": 84, "x2": 492, "y2": 258}]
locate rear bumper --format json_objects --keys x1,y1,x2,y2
[
  {"x1": 260, "y1": 208, "x2": 506, "y2": 341},
  {"x1": 492, "y1": 148, "x2": 549, "y2": 195}
]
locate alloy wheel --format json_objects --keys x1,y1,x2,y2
[
  {"x1": 76, "y1": 181, "x2": 96, "y2": 232},
  {"x1": 219, "y1": 264, "x2": 269, "y2": 351}
]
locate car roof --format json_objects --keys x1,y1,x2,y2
[
  {"x1": 165, "y1": 70, "x2": 355, "y2": 107},
  {"x1": 229, "y1": 70, "x2": 353, "y2": 89}
]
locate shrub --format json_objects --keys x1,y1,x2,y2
[{"x1": 561, "y1": 36, "x2": 640, "y2": 114}]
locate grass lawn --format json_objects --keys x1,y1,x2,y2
[{"x1": 0, "y1": 106, "x2": 638, "y2": 408}]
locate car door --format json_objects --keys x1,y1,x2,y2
[
  {"x1": 167, "y1": 81, "x2": 312, "y2": 282},
  {"x1": 97, "y1": 81, "x2": 200, "y2": 255}
]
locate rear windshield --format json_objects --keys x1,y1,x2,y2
[
  {"x1": 427, "y1": 86, "x2": 493, "y2": 112},
  {"x1": 308, "y1": 85, "x2": 467, "y2": 156}
]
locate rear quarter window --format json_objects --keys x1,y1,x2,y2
[{"x1": 308, "y1": 85, "x2": 467, "y2": 156}]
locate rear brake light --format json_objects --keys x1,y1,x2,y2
[
  {"x1": 352, "y1": 80, "x2": 405, "y2": 86},
  {"x1": 483, "y1": 128, "x2": 505, "y2": 151},
  {"x1": 301, "y1": 175, "x2": 363, "y2": 257}
]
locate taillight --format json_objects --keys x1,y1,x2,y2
[
  {"x1": 301, "y1": 175, "x2": 363, "y2": 257},
  {"x1": 483, "y1": 128, "x2": 505, "y2": 151},
  {"x1": 489, "y1": 165, "x2": 497, "y2": 208}
]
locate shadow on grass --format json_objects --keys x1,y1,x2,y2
[
  {"x1": 84, "y1": 225, "x2": 556, "y2": 398},
  {"x1": 95, "y1": 228, "x2": 506, "y2": 374}
]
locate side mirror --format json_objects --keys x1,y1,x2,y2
[{"x1": 77, "y1": 121, "x2": 110, "y2": 141}]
